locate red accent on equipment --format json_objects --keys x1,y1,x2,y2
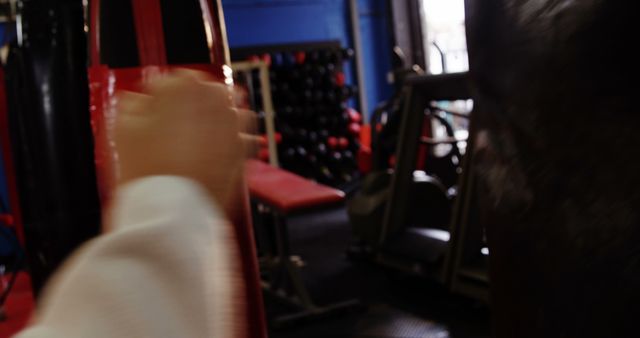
[
  {"x1": 416, "y1": 117, "x2": 432, "y2": 171},
  {"x1": 358, "y1": 146, "x2": 372, "y2": 174},
  {"x1": 360, "y1": 123, "x2": 371, "y2": 149},
  {"x1": 0, "y1": 272, "x2": 35, "y2": 337},
  {"x1": 131, "y1": 0, "x2": 168, "y2": 66},
  {"x1": 89, "y1": 1, "x2": 268, "y2": 336},
  {"x1": 0, "y1": 69, "x2": 25, "y2": 245},
  {"x1": 357, "y1": 124, "x2": 372, "y2": 174}
]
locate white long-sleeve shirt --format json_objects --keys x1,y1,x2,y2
[{"x1": 16, "y1": 176, "x2": 245, "y2": 338}]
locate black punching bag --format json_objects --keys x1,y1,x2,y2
[
  {"x1": 466, "y1": 0, "x2": 640, "y2": 337},
  {"x1": 5, "y1": 0, "x2": 101, "y2": 295}
]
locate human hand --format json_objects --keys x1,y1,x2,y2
[{"x1": 114, "y1": 70, "x2": 253, "y2": 209}]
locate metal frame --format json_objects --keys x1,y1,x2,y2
[
  {"x1": 377, "y1": 72, "x2": 487, "y2": 297},
  {"x1": 231, "y1": 60, "x2": 279, "y2": 167},
  {"x1": 380, "y1": 72, "x2": 470, "y2": 244},
  {"x1": 389, "y1": 0, "x2": 428, "y2": 70},
  {"x1": 349, "y1": 0, "x2": 368, "y2": 115},
  {"x1": 442, "y1": 106, "x2": 489, "y2": 302},
  {"x1": 252, "y1": 198, "x2": 360, "y2": 328}
]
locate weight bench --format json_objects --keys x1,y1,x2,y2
[{"x1": 245, "y1": 159, "x2": 360, "y2": 327}]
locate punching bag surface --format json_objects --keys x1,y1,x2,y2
[
  {"x1": 5, "y1": 0, "x2": 101, "y2": 295},
  {"x1": 466, "y1": 0, "x2": 640, "y2": 337}
]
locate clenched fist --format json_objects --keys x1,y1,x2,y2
[{"x1": 114, "y1": 70, "x2": 250, "y2": 209}]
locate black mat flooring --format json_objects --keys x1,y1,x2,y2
[{"x1": 263, "y1": 207, "x2": 491, "y2": 338}]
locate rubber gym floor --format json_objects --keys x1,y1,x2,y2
[{"x1": 265, "y1": 207, "x2": 490, "y2": 338}]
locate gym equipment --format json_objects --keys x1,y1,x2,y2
[
  {"x1": 246, "y1": 159, "x2": 360, "y2": 328},
  {"x1": 367, "y1": 47, "x2": 424, "y2": 173},
  {"x1": 85, "y1": 1, "x2": 268, "y2": 337},
  {"x1": 349, "y1": 46, "x2": 467, "y2": 254},
  {"x1": 231, "y1": 60, "x2": 279, "y2": 167},
  {"x1": 349, "y1": 71, "x2": 480, "y2": 292},
  {"x1": 378, "y1": 73, "x2": 471, "y2": 281},
  {"x1": 232, "y1": 42, "x2": 362, "y2": 189},
  {"x1": 237, "y1": 66, "x2": 362, "y2": 323}
]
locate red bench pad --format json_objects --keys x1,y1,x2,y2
[{"x1": 245, "y1": 159, "x2": 345, "y2": 214}]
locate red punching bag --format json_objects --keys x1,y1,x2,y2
[{"x1": 88, "y1": 1, "x2": 267, "y2": 337}]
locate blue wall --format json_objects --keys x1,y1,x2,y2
[
  {"x1": 356, "y1": 0, "x2": 393, "y2": 115},
  {"x1": 221, "y1": 0, "x2": 393, "y2": 118}
]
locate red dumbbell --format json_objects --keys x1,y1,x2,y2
[
  {"x1": 295, "y1": 51, "x2": 306, "y2": 64},
  {"x1": 346, "y1": 108, "x2": 361, "y2": 123},
  {"x1": 257, "y1": 133, "x2": 283, "y2": 147},
  {"x1": 335, "y1": 72, "x2": 346, "y2": 87},
  {"x1": 258, "y1": 135, "x2": 268, "y2": 147},
  {"x1": 338, "y1": 137, "x2": 349, "y2": 149},
  {"x1": 258, "y1": 148, "x2": 270, "y2": 162},
  {"x1": 348, "y1": 123, "x2": 361, "y2": 136},
  {"x1": 261, "y1": 53, "x2": 272, "y2": 66},
  {"x1": 327, "y1": 136, "x2": 339, "y2": 149}
]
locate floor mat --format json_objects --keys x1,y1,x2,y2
[{"x1": 265, "y1": 207, "x2": 490, "y2": 338}]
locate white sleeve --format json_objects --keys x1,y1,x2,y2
[{"x1": 15, "y1": 176, "x2": 245, "y2": 338}]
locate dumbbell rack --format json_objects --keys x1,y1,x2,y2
[{"x1": 232, "y1": 41, "x2": 362, "y2": 190}]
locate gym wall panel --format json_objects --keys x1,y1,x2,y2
[
  {"x1": 357, "y1": 0, "x2": 393, "y2": 114},
  {"x1": 221, "y1": 0, "x2": 393, "y2": 118},
  {"x1": 222, "y1": 0, "x2": 349, "y2": 47}
]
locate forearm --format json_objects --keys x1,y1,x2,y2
[{"x1": 17, "y1": 176, "x2": 243, "y2": 338}]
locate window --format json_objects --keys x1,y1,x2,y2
[{"x1": 421, "y1": 0, "x2": 468, "y2": 74}]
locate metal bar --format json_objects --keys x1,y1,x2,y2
[
  {"x1": 88, "y1": 0, "x2": 100, "y2": 65},
  {"x1": 429, "y1": 104, "x2": 471, "y2": 118},
  {"x1": 389, "y1": 0, "x2": 428, "y2": 69},
  {"x1": 131, "y1": 0, "x2": 167, "y2": 66},
  {"x1": 258, "y1": 63, "x2": 279, "y2": 167},
  {"x1": 420, "y1": 136, "x2": 467, "y2": 145},
  {"x1": 380, "y1": 85, "x2": 426, "y2": 242},
  {"x1": 405, "y1": 72, "x2": 470, "y2": 96},
  {"x1": 443, "y1": 115, "x2": 477, "y2": 286},
  {"x1": 231, "y1": 61, "x2": 279, "y2": 167},
  {"x1": 349, "y1": 0, "x2": 368, "y2": 116},
  {"x1": 212, "y1": 0, "x2": 230, "y2": 65}
]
